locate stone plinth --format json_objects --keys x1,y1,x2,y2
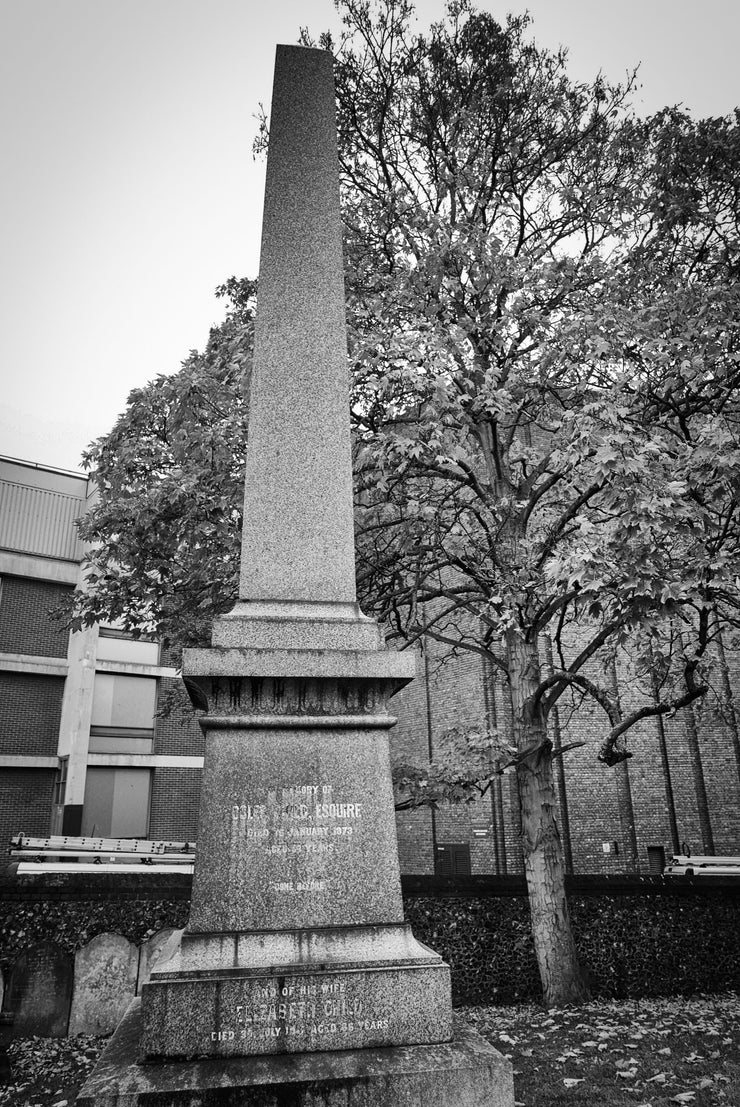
[
  {"x1": 79, "y1": 1001, "x2": 514, "y2": 1107},
  {"x1": 139, "y1": 644, "x2": 451, "y2": 1061}
]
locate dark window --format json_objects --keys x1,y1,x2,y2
[
  {"x1": 53, "y1": 759, "x2": 68, "y2": 806},
  {"x1": 647, "y1": 845, "x2": 666, "y2": 873},
  {"x1": 435, "y1": 842, "x2": 471, "y2": 876}
]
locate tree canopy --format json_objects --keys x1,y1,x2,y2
[
  {"x1": 73, "y1": 279, "x2": 255, "y2": 655},
  {"x1": 316, "y1": 1, "x2": 740, "y2": 764}
]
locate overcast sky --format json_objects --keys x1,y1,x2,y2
[{"x1": 1, "y1": 0, "x2": 738, "y2": 473}]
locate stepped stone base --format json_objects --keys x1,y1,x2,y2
[
  {"x1": 141, "y1": 963, "x2": 451, "y2": 1060},
  {"x1": 78, "y1": 1000, "x2": 514, "y2": 1107},
  {"x1": 140, "y1": 924, "x2": 451, "y2": 1060}
]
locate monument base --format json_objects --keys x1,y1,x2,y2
[
  {"x1": 140, "y1": 924, "x2": 451, "y2": 1059},
  {"x1": 78, "y1": 1000, "x2": 514, "y2": 1107}
]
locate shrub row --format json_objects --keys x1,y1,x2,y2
[{"x1": 2, "y1": 875, "x2": 738, "y2": 1005}]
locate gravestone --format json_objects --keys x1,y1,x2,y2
[
  {"x1": 78, "y1": 44, "x2": 513, "y2": 1106},
  {"x1": 136, "y1": 928, "x2": 183, "y2": 994},
  {"x1": 3, "y1": 942, "x2": 72, "y2": 1037},
  {"x1": 68, "y1": 933, "x2": 138, "y2": 1036}
]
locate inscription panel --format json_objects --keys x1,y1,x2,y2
[
  {"x1": 189, "y1": 728, "x2": 405, "y2": 931},
  {"x1": 229, "y1": 782, "x2": 363, "y2": 894},
  {"x1": 216, "y1": 977, "x2": 385, "y2": 1048},
  {"x1": 142, "y1": 965, "x2": 452, "y2": 1058}
]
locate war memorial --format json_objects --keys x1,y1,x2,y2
[{"x1": 78, "y1": 44, "x2": 513, "y2": 1106}]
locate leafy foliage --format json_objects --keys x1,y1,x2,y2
[
  {"x1": 303, "y1": 0, "x2": 740, "y2": 1003},
  {"x1": 72, "y1": 280, "x2": 255, "y2": 654},
  {"x1": 307, "y1": 0, "x2": 740, "y2": 763}
]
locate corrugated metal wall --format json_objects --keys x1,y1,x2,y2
[{"x1": 0, "y1": 480, "x2": 84, "y2": 560}]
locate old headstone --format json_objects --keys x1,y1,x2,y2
[
  {"x1": 136, "y1": 928, "x2": 183, "y2": 994},
  {"x1": 78, "y1": 44, "x2": 513, "y2": 1106},
  {"x1": 3, "y1": 942, "x2": 72, "y2": 1037},
  {"x1": 0, "y1": 967, "x2": 9, "y2": 1083},
  {"x1": 68, "y1": 933, "x2": 138, "y2": 1036}
]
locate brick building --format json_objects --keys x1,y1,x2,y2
[
  {"x1": 2, "y1": 453, "x2": 739, "y2": 873},
  {"x1": 390, "y1": 630, "x2": 740, "y2": 876},
  {"x1": 0, "y1": 456, "x2": 203, "y2": 851}
]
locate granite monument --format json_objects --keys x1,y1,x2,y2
[{"x1": 78, "y1": 44, "x2": 513, "y2": 1106}]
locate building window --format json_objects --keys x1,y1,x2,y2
[
  {"x1": 88, "y1": 673, "x2": 156, "y2": 753},
  {"x1": 81, "y1": 767, "x2": 151, "y2": 838},
  {"x1": 52, "y1": 758, "x2": 68, "y2": 806},
  {"x1": 647, "y1": 845, "x2": 666, "y2": 874},
  {"x1": 435, "y1": 842, "x2": 471, "y2": 876},
  {"x1": 97, "y1": 626, "x2": 159, "y2": 666}
]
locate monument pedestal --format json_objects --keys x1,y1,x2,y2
[
  {"x1": 79, "y1": 1001, "x2": 514, "y2": 1107},
  {"x1": 139, "y1": 628, "x2": 452, "y2": 1061},
  {"x1": 141, "y1": 924, "x2": 451, "y2": 1058}
]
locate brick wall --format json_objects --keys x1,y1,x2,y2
[
  {"x1": 0, "y1": 577, "x2": 72, "y2": 658},
  {"x1": 0, "y1": 672, "x2": 64, "y2": 756},
  {"x1": 388, "y1": 615, "x2": 740, "y2": 876},
  {"x1": 154, "y1": 678, "x2": 204, "y2": 757},
  {"x1": 0, "y1": 768, "x2": 56, "y2": 847},
  {"x1": 394, "y1": 807, "x2": 434, "y2": 874},
  {"x1": 148, "y1": 768, "x2": 202, "y2": 841}
]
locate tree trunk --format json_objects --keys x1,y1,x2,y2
[
  {"x1": 684, "y1": 703, "x2": 715, "y2": 854},
  {"x1": 507, "y1": 629, "x2": 590, "y2": 1006},
  {"x1": 607, "y1": 658, "x2": 639, "y2": 871},
  {"x1": 542, "y1": 635, "x2": 574, "y2": 874},
  {"x1": 713, "y1": 609, "x2": 740, "y2": 793}
]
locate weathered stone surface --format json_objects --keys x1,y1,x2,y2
[
  {"x1": 183, "y1": 646, "x2": 416, "y2": 682},
  {"x1": 155, "y1": 923, "x2": 435, "y2": 973},
  {"x1": 237, "y1": 46, "x2": 355, "y2": 608},
  {"x1": 141, "y1": 960, "x2": 451, "y2": 1059},
  {"x1": 69, "y1": 932, "x2": 138, "y2": 1036},
  {"x1": 183, "y1": 671, "x2": 409, "y2": 727},
  {"x1": 80, "y1": 1001, "x2": 514, "y2": 1107},
  {"x1": 187, "y1": 727, "x2": 404, "y2": 933},
  {"x1": 210, "y1": 604, "x2": 385, "y2": 652},
  {"x1": 136, "y1": 928, "x2": 182, "y2": 994},
  {"x1": 3, "y1": 942, "x2": 72, "y2": 1037}
]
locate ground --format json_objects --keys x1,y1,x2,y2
[{"x1": 1, "y1": 995, "x2": 739, "y2": 1106}]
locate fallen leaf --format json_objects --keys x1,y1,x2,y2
[{"x1": 563, "y1": 1077, "x2": 585, "y2": 1088}]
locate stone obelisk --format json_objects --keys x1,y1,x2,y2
[
  {"x1": 78, "y1": 45, "x2": 512, "y2": 1107},
  {"x1": 140, "y1": 43, "x2": 449, "y2": 1057}
]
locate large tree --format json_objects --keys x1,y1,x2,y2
[
  {"x1": 305, "y1": 0, "x2": 740, "y2": 1003},
  {"x1": 73, "y1": 2, "x2": 740, "y2": 1006}
]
